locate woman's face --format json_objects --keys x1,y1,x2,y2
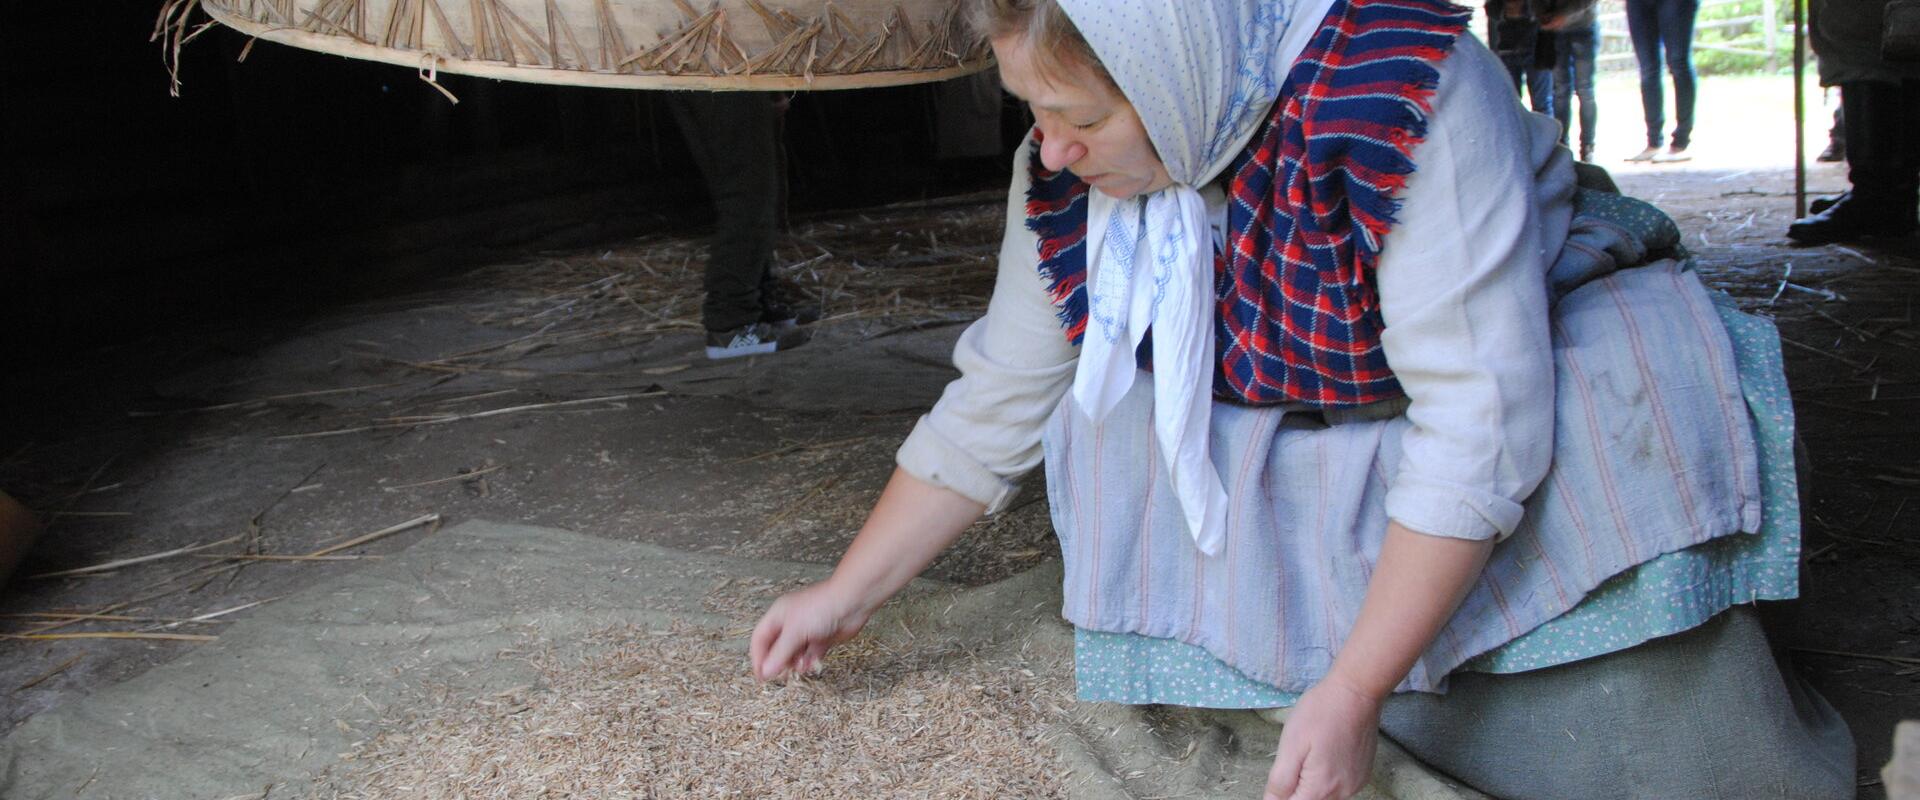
[{"x1": 992, "y1": 34, "x2": 1174, "y2": 199}]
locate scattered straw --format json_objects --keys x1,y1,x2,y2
[
  {"x1": 1792, "y1": 647, "x2": 1920, "y2": 667},
  {"x1": 699, "y1": 575, "x2": 813, "y2": 622},
  {"x1": 450, "y1": 194, "x2": 1002, "y2": 357},
  {"x1": 185, "y1": 194, "x2": 1011, "y2": 452},
  {"x1": 307, "y1": 514, "x2": 441, "y2": 557},
  {"x1": 273, "y1": 393, "x2": 661, "y2": 440},
  {"x1": 126, "y1": 382, "x2": 406, "y2": 417},
  {"x1": 1, "y1": 632, "x2": 217, "y2": 643},
  {"x1": 14, "y1": 654, "x2": 83, "y2": 691},
  {"x1": 313, "y1": 624, "x2": 1069, "y2": 799},
  {"x1": 28, "y1": 534, "x2": 247, "y2": 580},
  {"x1": 730, "y1": 434, "x2": 873, "y2": 466},
  {"x1": 381, "y1": 464, "x2": 505, "y2": 492},
  {"x1": 142, "y1": 590, "x2": 280, "y2": 629}
]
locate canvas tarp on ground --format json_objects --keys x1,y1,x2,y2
[{"x1": 0, "y1": 520, "x2": 1477, "y2": 799}]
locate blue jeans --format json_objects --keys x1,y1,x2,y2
[
  {"x1": 1552, "y1": 25, "x2": 1601, "y2": 151},
  {"x1": 1502, "y1": 59, "x2": 1556, "y2": 116},
  {"x1": 1625, "y1": 0, "x2": 1699, "y2": 148}
]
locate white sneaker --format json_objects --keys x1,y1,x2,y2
[
  {"x1": 704, "y1": 321, "x2": 811, "y2": 360},
  {"x1": 1625, "y1": 146, "x2": 1661, "y2": 162}
]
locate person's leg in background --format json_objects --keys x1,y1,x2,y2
[
  {"x1": 1553, "y1": 32, "x2": 1576, "y2": 149},
  {"x1": 1789, "y1": 79, "x2": 1920, "y2": 244},
  {"x1": 1819, "y1": 105, "x2": 1846, "y2": 162},
  {"x1": 751, "y1": 108, "x2": 818, "y2": 333},
  {"x1": 1624, "y1": 0, "x2": 1668, "y2": 160},
  {"x1": 663, "y1": 91, "x2": 811, "y2": 359},
  {"x1": 1525, "y1": 25, "x2": 1558, "y2": 116},
  {"x1": 1503, "y1": 58, "x2": 1528, "y2": 95},
  {"x1": 1652, "y1": 0, "x2": 1701, "y2": 160},
  {"x1": 1568, "y1": 23, "x2": 1601, "y2": 162},
  {"x1": 1490, "y1": 0, "x2": 1544, "y2": 101},
  {"x1": 1526, "y1": 63, "x2": 1557, "y2": 116},
  {"x1": 1809, "y1": 102, "x2": 1847, "y2": 218}
]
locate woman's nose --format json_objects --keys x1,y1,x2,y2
[{"x1": 1039, "y1": 129, "x2": 1087, "y2": 173}]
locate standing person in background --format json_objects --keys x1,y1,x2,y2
[
  {"x1": 1788, "y1": 0, "x2": 1920, "y2": 243},
  {"x1": 1543, "y1": 0, "x2": 1601, "y2": 162},
  {"x1": 665, "y1": 92, "x2": 817, "y2": 360},
  {"x1": 1624, "y1": 0, "x2": 1700, "y2": 162},
  {"x1": 1819, "y1": 107, "x2": 1846, "y2": 163},
  {"x1": 1486, "y1": 0, "x2": 1557, "y2": 114}
]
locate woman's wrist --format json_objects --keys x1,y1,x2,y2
[
  {"x1": 1320, "y1": 663, "x2": 1394, "y2": 707},
  {"x1": 816, "y1": 467, "x2": 986, "y2": 622},
  {"x1": 1317, "y1": 523, "x2": 1495, "y2": 706},
  {"x1": 820, "y1": 570, "x2": 891, "y2": 620}
]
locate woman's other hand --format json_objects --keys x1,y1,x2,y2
[
  {"x1": 749, "y1": 580, "x2": 871, "y2": 681},
  {"x1": 1264, "y1": 677, "x2": 1382, "y2": 800},
  {"x1": 1265, "y1": 523, "x2": 1492, "y2": 798}
]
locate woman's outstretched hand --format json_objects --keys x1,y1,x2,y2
[
  {"x1": 1264, "y1": 677, "x2": 1382, "y2": 800},
  {"x1": 749, "y1": 580, "x2": 871, "y2": 681},
  {"x1": 746, "y1": 468, "x2": 988, "y2": 683}
]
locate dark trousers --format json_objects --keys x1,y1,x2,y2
[
  {"x1": 664, "y1": 92, "x2": 785, "y2": 333},
  {"x1": 1625, "y1": 0, "x2": 1699, "y2": 148},
  {"x1": 1837, "y1": 80, "x2": 1920, "y2": 202},
  {"x1": 1488, "y1": 10, "x2": 1556, "y2": 115},
  {"x1": 1503, "y1": 60, "x2": 1556, "y2": 115},
  {"x1": 1552, "y1": 25, "x2": 1601, "y2": 152}
]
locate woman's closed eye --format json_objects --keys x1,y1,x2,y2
[{"x1": 1032, "y1": 105, "x2": 1107, "y2": 132}]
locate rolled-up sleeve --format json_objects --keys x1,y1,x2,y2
[
  {"x1": 1375, "y1": 40, "x2": 1575, "y2": 541},
  {"x1": 897, "y1": 134, "x2": 1081, "y2": 513}
]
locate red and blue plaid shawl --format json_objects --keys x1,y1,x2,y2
[{"x1": 1024, "y1": 0, "x2": 1472, "y2": 408}]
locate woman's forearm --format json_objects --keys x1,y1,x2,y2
[
  {"x1": 826, "y1": 466, "x2": 988, "y2": 615},
  {"x1": 1321, "y1": 521, "x2": 1494, "y2": 700}
]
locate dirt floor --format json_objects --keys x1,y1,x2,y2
[{"x1": 3, "y1": 74, "x2": 1915, "y2": 798}]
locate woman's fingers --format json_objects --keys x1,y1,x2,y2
[
  {"x1": 802, "y1": 641, "x2": 829, "y2": 675},
  {"x1": 758, "y1": 624, "x2": 811, "y2": 681},
  {"x1": 1266, "y1": 738, "x2": 1306, "y2": 800},
  {"x1": 1286, "y1": 767, "x2": 1335, "y2": 800},
  {"x1": 751, "y1": 598, "x2": 813, "y2": 681},
  {"x1": 1266, "y1": 678, "x2": 1381, "y2": 800},
  {"x1": 748, "y1": 583, "x2": 864, "y2": 681},
  {"x1": 748, "y1": 607, "x2": 783, "y2": 678},
  {"x1": 1272, "y1": 741, "x2": 1369, "y2": 799},
  {"x1": 1287, "y1": 781, "x2": 1332, "y2": 800}
]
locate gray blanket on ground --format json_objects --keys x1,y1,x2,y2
[{"x1": 0, "y1": 521, "x2": 1475, "y2": 800}]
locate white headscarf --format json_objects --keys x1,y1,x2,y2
[{"x1": 1055, "y1": 0, "x2": 1337, "y2": 556}]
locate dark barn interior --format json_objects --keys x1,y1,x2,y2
[{"x1": 3, "y1": 5, "x2": 1018, "y2": 360}]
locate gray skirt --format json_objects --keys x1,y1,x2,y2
[{"x1": 1375, "y1": 607, "x2": 1854, "y2": 800}]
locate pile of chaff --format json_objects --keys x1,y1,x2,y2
[{"x1": 311, "y1": 622, "x2": 1072, "y2": 799}]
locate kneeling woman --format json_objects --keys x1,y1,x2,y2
[{"x1": 750, "y1": 0, "x2": 1856, "y2": 797}]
